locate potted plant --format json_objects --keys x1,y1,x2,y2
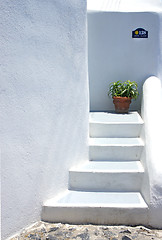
[{"x1": 108, "y1": 80, "x2": 139, "y2": 113}]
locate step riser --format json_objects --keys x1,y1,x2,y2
[
  {"x1": 90, "y1": 124, "x2": 142, "y2": 138},
  {"x1": 69, "y1": 172, "x2": 143, "y2": 192},
  {"x1": 42, "y1": 206, "x2": 148, "y2": 225},
  {"x1": 90, "y1": 146, "x2": 143, "y2": 161}
]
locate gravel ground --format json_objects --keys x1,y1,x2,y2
[{"x1": 9, "y1": 221, "x2": 162, "y2": 240}]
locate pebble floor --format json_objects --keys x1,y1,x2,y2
[{"x1": 9, "y1": 221, "x2": 162, "y2": 240}]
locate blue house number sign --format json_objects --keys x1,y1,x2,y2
[{"x1": 132, "y1": 28, "x2": 148, "y2": 38}]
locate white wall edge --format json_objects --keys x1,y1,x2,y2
[{"x1": 141, "y1": 76, "x2": 162, "y2": 228}]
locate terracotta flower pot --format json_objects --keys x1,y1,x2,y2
[{"x1": 113, "y1": 97, "x2": 131, "y2": 113}]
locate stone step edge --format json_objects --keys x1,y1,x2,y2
[
  {"x1": 90, "y1": 121, "x2": 144, "y2": 125},
  {"x1": 43, "y1": 190, "x2": 148, "y2": 208},
  {"x1": 70, "y1": 162, "x2": 144, "y2": 173},
  {"x1": 89, "y1": 138, "x2": 144, "y2": 146},
  {"x1": 89, "y1": 112, "x2": 144, "y2": 124}
]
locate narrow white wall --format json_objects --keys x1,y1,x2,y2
[
  {"x1": 0, "y1": 0, "x2": 88, "y2": 239},
  {"x1": 141, "y1": 76, "x2": 162, "y2": 228},
  {"x1": 158, "y1": 13, "x2": 162, "y2": 80},
  {"x1": 118, "y1": 0, "x2": 162, "y2": 12},
  {"x1": 140, "y1": 15, "x2": 162, "y2": 227},
  {"x1": 87, "y1": 0, "x2": 162, "y2": 12},
  {"x1": 88, "y1": 12, "x2": 159, "y2": 111}
]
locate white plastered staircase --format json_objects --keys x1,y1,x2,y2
[{"x1": 42, "y1": 111, "x2": 148, "y2": 225}]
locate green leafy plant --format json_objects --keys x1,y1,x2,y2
[{"x1": 108, "y1": 80, "x2": 139, "y2": 100}]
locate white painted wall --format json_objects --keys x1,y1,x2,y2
[
  {"x1": 88, "y1": 6, "x2": 162, "y2": 226},
  {"x1": 87, "y1": 0, "x2": 162, "y2": 12},
  {"x1": 141, "y1": 76, "x2": 162, "y2": 228},
  {"x1": 0, "y1": 1, "x2": 88, "y2": 239},
  {"x1": 158, "y1": 13, "x2": 162, "y2": 80},
  {"x1": 88, "y1": 12, "x2": 160, "y2": 111},
  {"x1": 1, "y1": 0, "x2": 162, "y2": 237}
]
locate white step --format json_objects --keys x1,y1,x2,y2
[
  {"x1": 90, "y1": 112, "x2": 144, "y2": 138},
  {"x1": 42, "y1": 190, "x2": 148, "y2": 225},
  {"x1": 89, "y1": 138, "x2": 144, "y2": 161},
  {"x1": 69, "y1": 161, "x2": 144, "y2": 192}
]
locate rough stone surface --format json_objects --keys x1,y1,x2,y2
[{"x1": 9, "y1": 221, "x2": 162, "y2": 240}]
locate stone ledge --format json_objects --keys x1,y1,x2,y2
[{"x1": 9, "y1": 221, "x2": 162, "y2": 240}]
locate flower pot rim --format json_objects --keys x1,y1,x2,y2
[{"x1": 113, "y1": 96, "x2": 132, "y2": 99}]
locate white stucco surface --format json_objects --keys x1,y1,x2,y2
[
  {"x1": 0, "y1": 1, "x2": 88, "y2": 239},
  {"x1": 141, "y1": 76, "x2": 162, "y2": 228},
  {"x1": 88, "y1": 12, "x2": 160, "y2": 111}
]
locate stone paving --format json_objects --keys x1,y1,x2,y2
[{"x1": 9, "y1": 221, "x2": 162, "y2": 240}]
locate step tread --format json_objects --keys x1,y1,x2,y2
[
  {"x1": 89, "y1": 137, "x2": 144, "y2": 146},
  {"x1": 70, "y1": 161, "x2": 144, "y2": 173},
  {"x1": 90, "y1": 112, "x2": 143, "y2": 124},
  {"x1": 44, "y1": 190, "x2": 148, "y2": 208}
]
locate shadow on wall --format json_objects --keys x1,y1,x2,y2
[{"x1": 88, "y1": 11, "x2": 159, "y2": 112}]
